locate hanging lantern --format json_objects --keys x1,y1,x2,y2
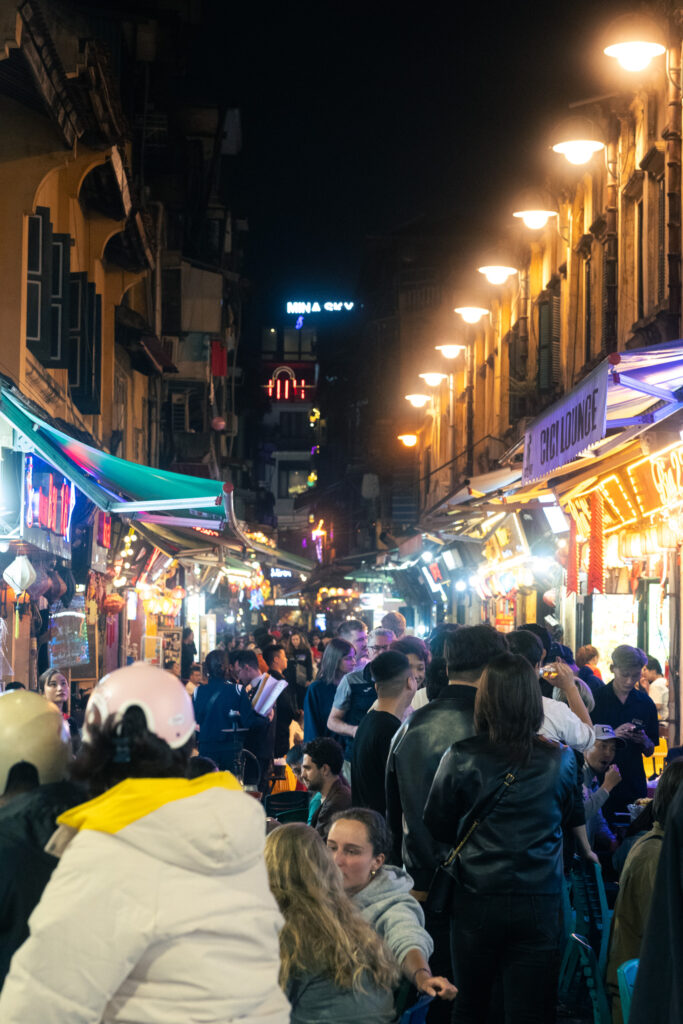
[
  {"x1": 171, "y1": 585, "x2": 186, "y2": 601},
  {"x1": 566, "y1": 516, "x2": 578, "y2": 596},
  {"x1": 587, "y1": 491, "x2": 605, "y2": 594},
  {"x1": 103, "y1": 593, "x2": 125, "y2": 614},
  {"x1": 3, "y1": 556, "x2": 36, "y2": 595}
]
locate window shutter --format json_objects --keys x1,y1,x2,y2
[
  {"x1": 538, "y1": 301, "x2": 552, "y2": 392},
  {"x1": 49, "y1": 233, "x2": 71, "y2": 366},
  {"x1": 26, "y1": 207, "x2": 53, "y2": 361},
  {"x1": 68, "y1": 276, "x2": 102, "y2": 414},
  {"x1": 551, "y1": 293, "x2": 561, "y2": 383},
  {"x1": 657, "y1": 177, "x2": 666, "y2": 304}
]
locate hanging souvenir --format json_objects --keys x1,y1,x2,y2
[{"x1": 3, "y1": 556, "x2": 37, "y2": 594}]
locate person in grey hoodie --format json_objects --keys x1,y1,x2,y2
[
  {"x1": 265, "y1": 823, "x2": 399, "y2": 1024},
  {"x1": 327, "y1": 808, "x2": 457, "y2": 1006}
]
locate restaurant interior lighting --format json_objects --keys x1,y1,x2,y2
[
  {"x1": 405, "y1": 393, "x2": 431, "y2": 408},
  {"x1": 551, "y1": 116, "x2": 605, "y2": 165},
  {"x1": 435, "y1": 344, "x2": 465, "y2": 358},
  {"x1": 398, "y1": 433, "x2": 418, "y2": 447},
  {"x1": 478, "y1": 265, "x2": 517, "y2": 285},
  {"x1": 419, "y1": 372, "x2": 448, "y2": 387},
  {"x1": 454, "y1": 306, "x2": 488, "y2": 324},
  {"x1": 603, "y1": 14, "x2": 666, "y2": 72}
]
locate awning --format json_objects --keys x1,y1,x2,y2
[{"x1": 522, "y1": 342, "x2": 683, "y2": 485}]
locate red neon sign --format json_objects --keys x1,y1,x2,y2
[
  {"x1": 97, "y1": 512, "x2": 112, "y2": 548},
  {"x1": 24, "y1": 457, "x2": 75, "y2": 541}
]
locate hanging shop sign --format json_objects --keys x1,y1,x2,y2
[
  {"x1": 522, "y1": 365, "x2": 608, "y2": 484},
  {"x1": 483, "y1": 513, "x2": 528, "y2": 565},
  {"x1": 22, "y1": 454, "x2": 76, "y2": 559},
  {"x1": 90, "y1": 511, "x2": 112, "y2": 574},
  {"x1": 627, "y1": 441, "x2": 683, "y2": 518},
  {"x1": 286, "y1": 301, "x2": 355, "y2": 314},
  {"x1": 269, "y1": 567, "x2": 293, "y2": 579}
]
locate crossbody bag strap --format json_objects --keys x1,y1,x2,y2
[{"x1": 443, "y1": 768, "x2": 518, "y2": 868}]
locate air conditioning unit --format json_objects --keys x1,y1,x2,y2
[{"x1": 161, "y1": 335, "x2": 179, "y2": 364}]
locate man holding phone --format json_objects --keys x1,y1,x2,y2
[{"x1": 591, "y1": 645, "x2": 658, "y2": 822}]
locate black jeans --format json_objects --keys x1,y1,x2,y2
[
  {"x1": 449, "y1": 891, "x2": 562, "y2": 1024},
  {"x1": 423, "y1": 905, "x2": 455, "y2": 1024}
]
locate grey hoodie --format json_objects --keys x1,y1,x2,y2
[{"x1": 351, "y1": 865, "x2": 434, "y2": 965}]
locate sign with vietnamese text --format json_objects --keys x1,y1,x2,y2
[{"x1": 522, "y1": 365, "x2": 608, "y2": 484}]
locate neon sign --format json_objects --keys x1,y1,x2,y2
[
  {"x1": 286, "y1": 301, "x2": 355, "y2": 314},
  {"x1": 270, "y1": 567, "x2": 293, "y2": 578},
  {"x1": 24, "y1": 456, "x2": 76, "y2": 542}
]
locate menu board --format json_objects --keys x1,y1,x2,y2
[
  {"x1": 158, "y1": 627, "x2": 182, "y2": 667},
  {"x1": 49, "y1": 594, "x2": 89, "y2": 668}
]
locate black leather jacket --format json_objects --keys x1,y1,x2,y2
[
  {"x1": 424, "y1": 734, "x2": 577, "y2": 895},
  {"x1": 385, "y1": 685, "x2": 477, "y2": 891}
]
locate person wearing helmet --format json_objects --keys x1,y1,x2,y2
[
  {"x1": 0, "y1": 690, "x2": 81, "y2": 987},
  {"x1": 0, "y1": 664, "x2": 289, "y2": 1024}
]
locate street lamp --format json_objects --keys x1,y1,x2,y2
[
  {"x1": 435, "y1": 344, "x2": 465, "y2": 358},
  {"x1": 419, "y1": 372, "x2": 448, "y2": 387},
  {"x1": 478, "y1": 265, "x2": 517, "y2": 285},
  {"x1": 405, "y1": 393, "x2": 430, "y2": 408},
  {"x1": 398, "y1": 433, "x2": 418, "y2": 447},
  {"x1": 603, "y1": 14, "x2": 666, "y2": 72},
  {"x1": 454, "y1": 306, "x2": 488, "y2": 324},
  {"x1": 513, "y1": 190, "x2": 558, "y2": 230},
  {"x1": 551, "y1": 116, "x2": 605, "y2": 165}
]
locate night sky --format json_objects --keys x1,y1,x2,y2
[{"x1": 207, "y1": 0, "x2": 632, "y2": 319}]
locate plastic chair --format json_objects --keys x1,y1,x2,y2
[
  {"x1": 570, "y1": 855, "x2": 612, "y2": 972},
  {"x1": 565, "y1": 933, "x2": 611, "y2": 1024},
  {"x1": 400, "y1": 994, "x2": 434, "y2": 1024},
  {"x1": 617, "y1": 958, "x2": 639, "y2": 1024},
  {"x1": 263, "y1": 790, "x2": 309, "y2": 821}
]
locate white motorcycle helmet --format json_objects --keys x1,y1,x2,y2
[
  {"x1": 0, "y1": 690, "x2": 71, "y2": 794},
  {"x1": 82, "y1": 663, "x2": 195, "y2": 749}
]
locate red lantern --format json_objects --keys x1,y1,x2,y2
[
  {"x1": 171, "y1": 586, "x2": 186, "y2": 600},
  {"x1": 103, "y1": 593, "x2": 125, "y2": 613}
]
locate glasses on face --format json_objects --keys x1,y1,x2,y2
[{"x1": 368, "y1": 644, "x2": 389, "y2": 652}]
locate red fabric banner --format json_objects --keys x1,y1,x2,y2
[{"x1": 587, "y1": 491, "x2": 604, "y2": 594}]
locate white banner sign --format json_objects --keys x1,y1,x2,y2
[{"x1": 522, "y1": 365, "x2": 608, "y2": 484}]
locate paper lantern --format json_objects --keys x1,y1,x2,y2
[
  {"x1": 3, "y1": 556, "x2": 36, "y2": 595},
  {"x1": 103, "y1": 593, "x2": 125, "y2": 614},
  {"x1": 171, "y1": 586, "x2": 186, "y2": 600}
]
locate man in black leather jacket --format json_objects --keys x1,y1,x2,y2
[{"x1": 385, "y1": 624, "x2": 509, "y2": 1018}]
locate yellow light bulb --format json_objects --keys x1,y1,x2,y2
[
  {"x1": 419, "y1": 372, "x2": 447, "y2": 387},
  {"x1": 478, "y1": 265, "x2": 517, "y2": 285},
  {"x1": 435, "y1": 344, "x2": 464, "y2": 359},
  {"x1": 454, "y1": 306, "x2": 488, "y2": 324},
  {"x1": 398, "y1": 434, "x2": 418, "y2": 448},
  {"x1": 513, "y1": 209, "x2": 556, "y2": 230},
  {"x1": 552, "y1": 139, "x2": 604, "y2": 165},
  {"x1": 604, "y1": 40, "x2": 665, "y2": 72}
]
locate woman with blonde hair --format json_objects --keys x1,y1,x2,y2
[{"x1": 265, "y1": 822, "x2": 400, "y2": 1023}]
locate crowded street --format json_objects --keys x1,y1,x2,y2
[{"x1": 0, "y1": 1, "x2": 682, "y2": 1022}]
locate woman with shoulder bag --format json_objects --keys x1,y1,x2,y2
[{"x1": 424, "y1": 653, "x2": 578, "y2": 1024}]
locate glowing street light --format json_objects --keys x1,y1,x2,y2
[
  {"x1": 478, "y1": 265, "x2": 517, "y2": 285},
  {"x1": 513, "y1": 208, "x2": 557, "y2": 230},
  {"x1": 398, "y1": 433, "x2": 418, "y2": 447},
  {"x1": 454, "y1": 306, "x2": 488, "y2": 324},
  {"x1": 419, "y1": 372, "x2": 448, "y2": 387},
  {"x1": 435, "y1": 344, "x2": 465, "y2": 359},
  {"x1": 603, "y1": 14, "x2": 666, "y2": 72},
  {"x1": 551, "y1": 116, "x2": 604, "y2": 165},
  {"x1": 405, "y1": 393, "x2": 431, "y2": 408}
]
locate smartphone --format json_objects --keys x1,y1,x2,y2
[{"x1": 631, "y1": 718, "x2": 645, "y2": 733}]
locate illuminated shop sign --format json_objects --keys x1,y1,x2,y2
[
  {"x1": 286, "y1": 301, "x2": 355, "y2": 314},
  {"x1": 522, "y1": 365, "x2": 608, "y2": 484},
  {"x1": 23, "y1": 454, "x2": 76, "y2": 557},
  {"x1": 628, "y1": 442, "x2": 683, "y2": 517},
  {"x1": 270, "y1": 567, "x2": 293, "y2": 579}
]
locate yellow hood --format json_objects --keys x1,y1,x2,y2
[{"x1": 58, "y1": 772, "x2": 242, "y2": 835}]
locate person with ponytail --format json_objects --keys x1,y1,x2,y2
[{"x1": 0, "y1": 663, "x2": 289, "y2": 1024}]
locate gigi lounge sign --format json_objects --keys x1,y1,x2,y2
[{"x1": 522, "y1": 365, "x2": 608, "y2": 484}]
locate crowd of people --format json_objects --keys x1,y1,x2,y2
[{"x1": 0, "y1": 610, "x2": 679, "y2": 1023}]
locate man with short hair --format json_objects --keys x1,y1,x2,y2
[
  {"x1": 185, "y1": 663, "x2": 204, "y2": 697},
  {"x1": 301, "y1": 737, "x2": 350, "y2": 838},
  {"x1": 591, "y1": 645, "x2": 658, "y2": 819},
  {"x1": 233, "y1": 650, "x2": 277, "y2": 788},
  {"x1": 326, "y1": 627, "x2": 395, "y2": 762},
  {"x1": 381, "y1": 610, "x2": 407, "y2": 640},
  {"x1": 351, "y1": 651, "x2": 416, "y2": 815},
  {"x1": 337, "y1": 618, "x2": 369, "y2": 666},
  {"x1": 262, "y1": 643, "x2": 300, "y2": 757}
]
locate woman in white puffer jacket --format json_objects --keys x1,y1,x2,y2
[{"x1": 0, "y1": 664, "x2": 290, "y2": 1024}]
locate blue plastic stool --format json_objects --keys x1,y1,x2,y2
[
  {"x1": 617, "y1": 958, "x2": 639, "y2": 1024},
  {"x1": 400, "y1": 994, "x2": 434, "y2": 1024}
]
